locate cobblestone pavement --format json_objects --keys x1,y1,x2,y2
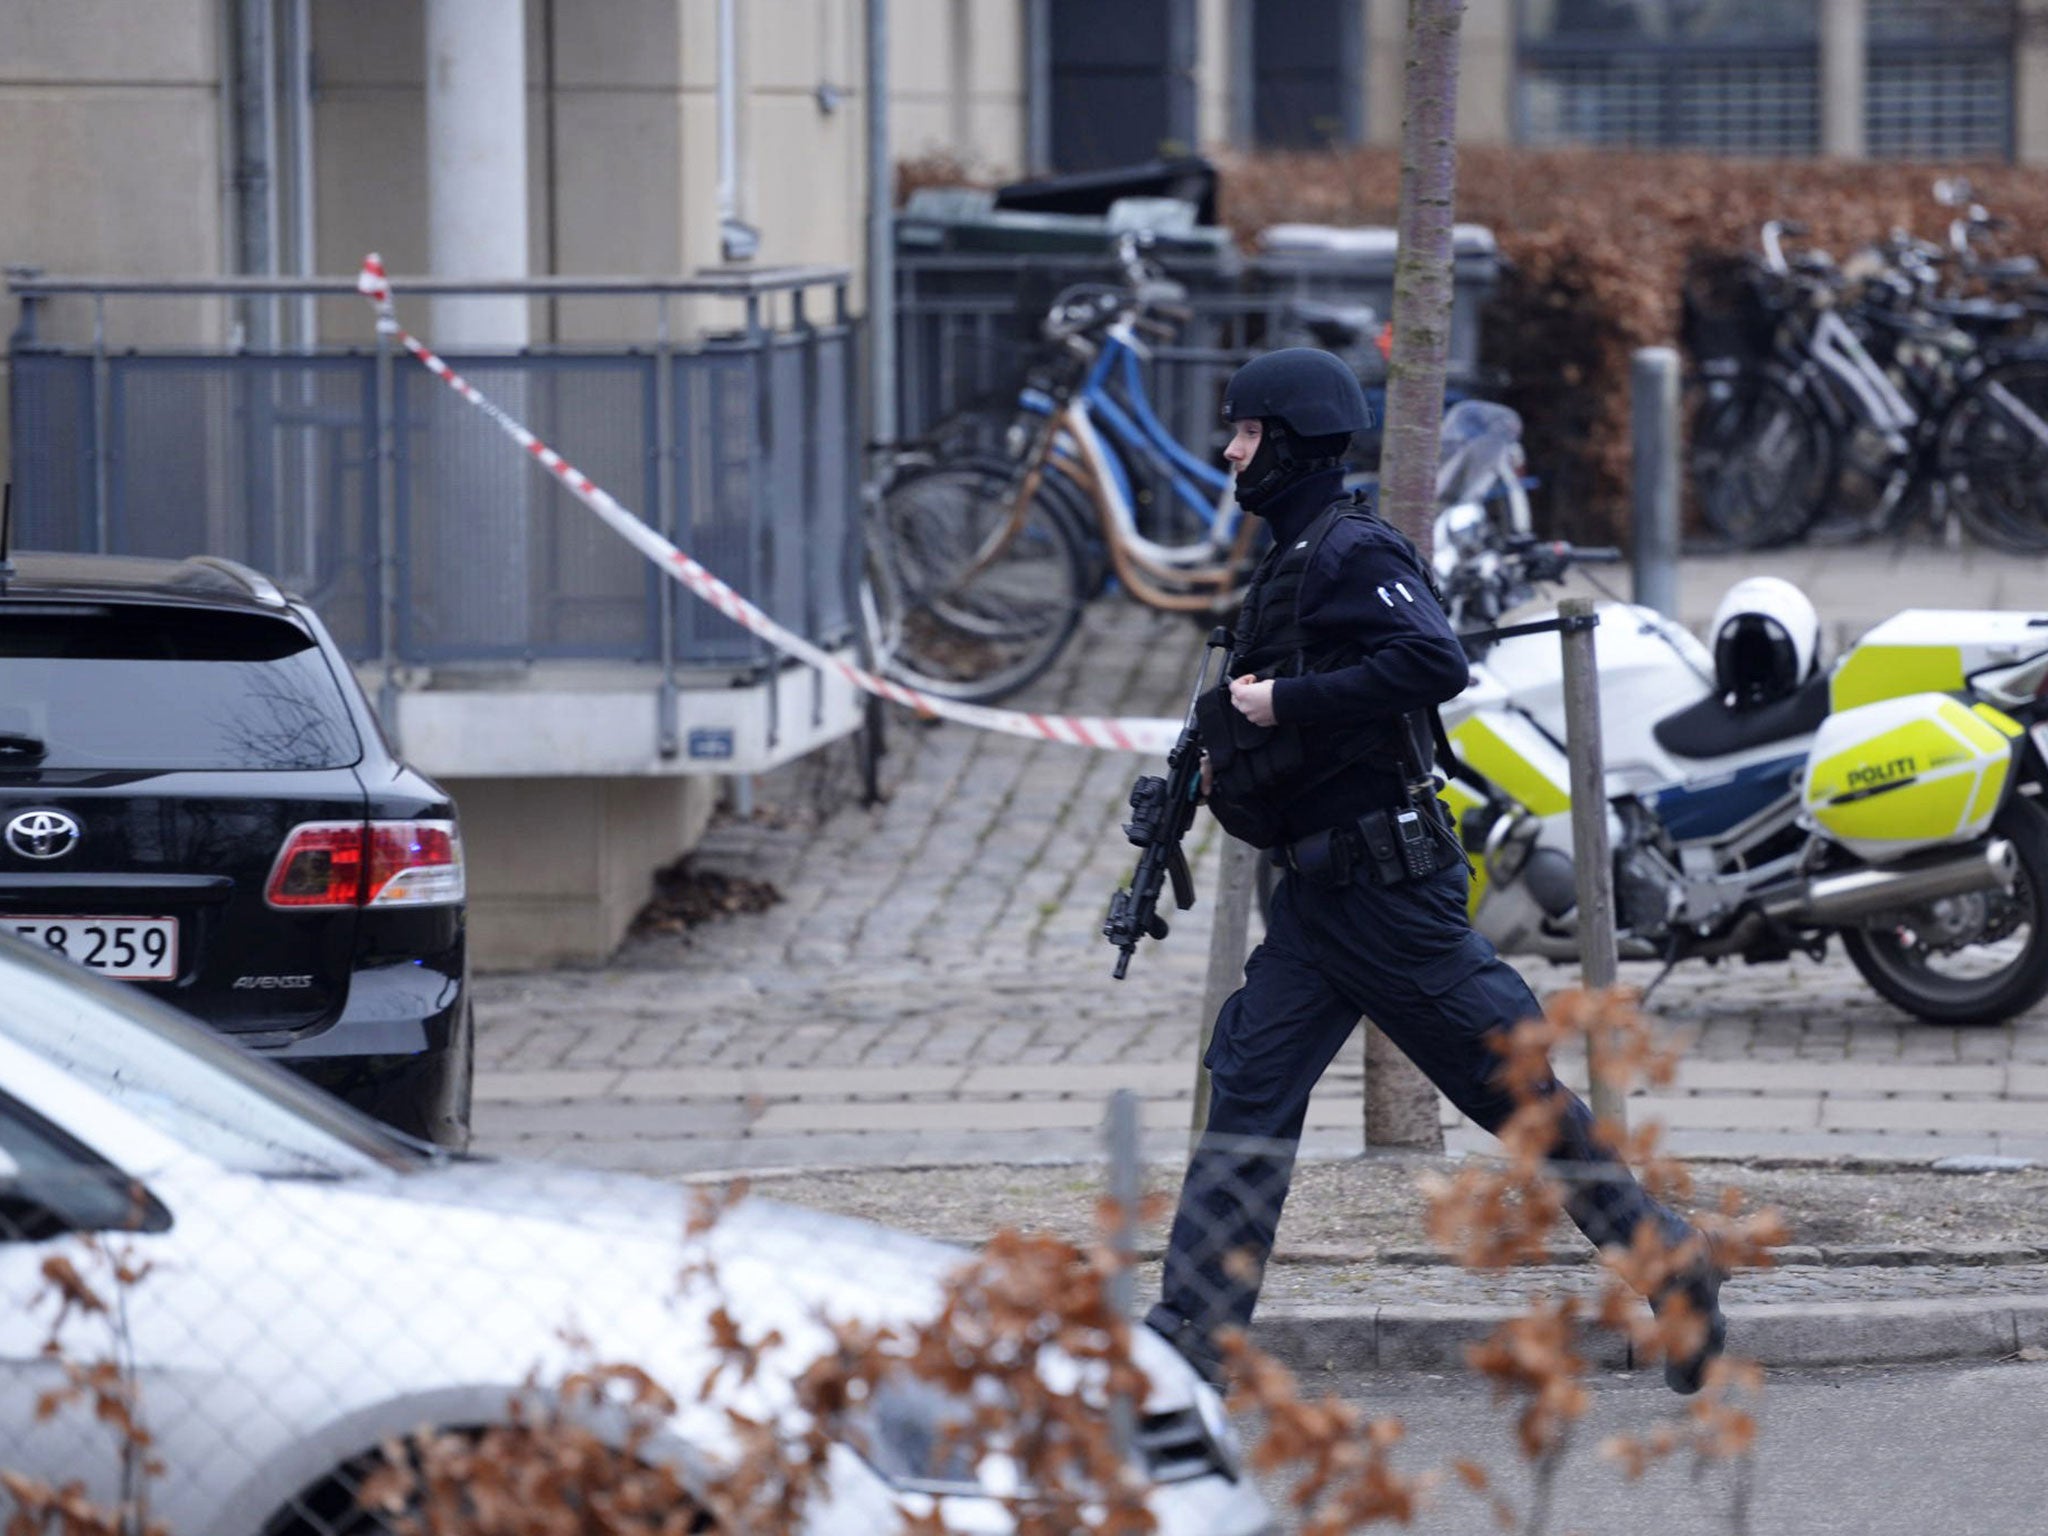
[{"x1": 472, "y1": 545, "x2": 2048, "y2": 1175}]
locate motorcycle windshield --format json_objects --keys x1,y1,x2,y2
[{"x1": 1436, "y1": 400, "x2": 1525, "y2": 506}]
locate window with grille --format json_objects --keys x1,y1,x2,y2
[
  {"x1": 1516, "y1": 0, "x2": 1821, "y2": 156},
  {"x1": 1866, "y1": 0, "x2": 2013, "y2": 161}
]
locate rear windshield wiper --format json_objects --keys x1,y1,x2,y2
[{"x1": 0, "y1": 733, "x2": 46, "y2": 760}]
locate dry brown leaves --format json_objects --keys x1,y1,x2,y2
[
  {"x1": 1417, "y1": 985, "x2": 1789, "y2": 1532},
  {"x1": 630, "y1": 857, "x2": 782, "y2": 938},
  {"x1": 4, "y1": 1241, "x2": 167, "y2": 1536}
]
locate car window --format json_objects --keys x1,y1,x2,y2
[
  {"x1": 0, "y1": 938, "x2": 425, "y2": 1177},
  {"x1": 0, "y1": 1089, "x2": 169, "y2": 1240},
  {"x1": 0, "y1": 606, "x2": 361, "y2": 771}
]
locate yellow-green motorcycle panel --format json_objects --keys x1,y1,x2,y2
[
  {"x1": 1829, "y1": 644, "x2": 1966, "y2": 712},
  {"x1": 1801, "y1": 693, "x2": 2013, "y2": 862}
]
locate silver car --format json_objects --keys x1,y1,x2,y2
[{"x1": 0, "y1": 936, "x2": 1271, "y2": 1535}]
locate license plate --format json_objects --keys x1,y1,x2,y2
[{"x1": 10, "y1": 917, "x2": 178, "y2": 981}]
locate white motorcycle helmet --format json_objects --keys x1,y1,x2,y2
[{"x1": 1709, "y1": 576, "x2": 1821, "y2": 710}]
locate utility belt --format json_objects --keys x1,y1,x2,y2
[{"x1": 1273, "y1": 796, "x2": 1463, "y2": 890}]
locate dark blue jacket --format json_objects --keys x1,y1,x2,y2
[{"x1": 1248, "y1": 469, "x2": 1471, "y2": 836}]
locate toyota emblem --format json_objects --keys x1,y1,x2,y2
[{"x1": 6, "y1": 810, "x2": 81, "y2": 860}]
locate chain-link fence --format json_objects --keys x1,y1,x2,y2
[{"x1": 1, "y1": 990, "x2": 1765, "y2": 1536}]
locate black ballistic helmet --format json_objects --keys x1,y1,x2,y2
[
  {"x1": 1222, "y1": 347, "x2": 1375, "y2": 437},
  {"x1": 1221, "y1": 348, "x2": 1373, "y2": 511}
]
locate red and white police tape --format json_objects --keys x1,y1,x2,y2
[{"x1": 356, "y1": 254, "x2": 1179, "y2": 755}]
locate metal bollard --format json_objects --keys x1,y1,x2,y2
[
  {"x1": 1193, "y1": 837, "x2": 1258, "y2": 1145},
  {"x1": 1558, "y1": 597, "x2": 1626, "y2": 1129},
  {"x1": 1630, "y1": 347, "x2": 1681, "y2": 621}
]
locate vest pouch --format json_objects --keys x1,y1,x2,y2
[{"x1": 1193, "y1": 685, "x2": 1291, "y2": 849}]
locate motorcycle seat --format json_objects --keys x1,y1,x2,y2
[{"x1": 1652, "y1": 672, "x2": 1831, "y2": 760}]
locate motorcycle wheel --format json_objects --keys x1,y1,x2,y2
[{"x1": 1840, "y1": 797, "x2": 2048, "y2": 1026}]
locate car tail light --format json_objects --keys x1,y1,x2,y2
[
  {"x1": 364, "y1": 820, "x2": 465, "y2": 907},
  {"x1": 266, "y1": 820, "x2": 464, "y2": 909},
  {"x1": 265, "y1": 822, "x2": 366, "y2": 908}
]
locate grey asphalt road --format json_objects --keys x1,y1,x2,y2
[{"x1": 1269, "y1": 1358, "x2": 2048, "y2": 1536}]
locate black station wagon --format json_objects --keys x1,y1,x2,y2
[{"x1": 0, "y1": 551, "x2": 470, "y2": 1146}]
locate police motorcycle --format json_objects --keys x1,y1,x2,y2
[
  {"x1": 1258, "y1": 403, "x2": 2048, "y2": 1025},
  {"x1": 1439, "y1": 486, "x2": 2048, "y2": 1024}
]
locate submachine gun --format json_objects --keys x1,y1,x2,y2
[{"x1": 1104, "y1": 628, "x2": 1231, "y2": 979}]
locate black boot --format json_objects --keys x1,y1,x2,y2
[
  {"x1": 1145, "y1": 1304, "x2": 1227, "y2": 1391},
  {"x1": 1655, "y1": 1256, "x2": 1729, "y2": 1395}
]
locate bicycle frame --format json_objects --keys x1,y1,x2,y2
[
  {"x1": 1016, "y1": 320, "x2": 1258, "y2": 612},
  {"x1": 1023, "y1": 324, "x2": 1235, "y2": 535},
  {"x1": 1806, "y1": 308, "x2": 1919, "y2": 444}
]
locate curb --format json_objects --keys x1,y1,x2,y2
[{"x1": 1252, "y1": 1294, "x2": 2048, "y2": 1375}]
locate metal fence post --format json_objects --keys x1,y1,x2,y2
[
  {"x1": 1192, "y1": 836, "x2": 1257, "y2": 1145},
  {"x1": 654, "y1": 294, "x2": 681, "y2": 759},
  {"x1": 372, "y1": 304, "x2": 402, "y2": 747},
  {"x1": 746, "y1": 291, "x2": 779, "y2": 749},
  {"x1": 1630, "y1": 346, "x2": 1680, "y2": 620},
  {"x1": 90, "y1": 295, "x2": 111, "y2": 553},
  {"x1": 1104, "y1": 1088, "x2": 1141, "y2": 1466},
  {"x1": 1558, "y1": 597, "x2": 1624, "y2": 1128}
]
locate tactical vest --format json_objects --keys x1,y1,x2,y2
[{"x1": 1195, "y1": 495, "x2": 1426, "y2": 848}]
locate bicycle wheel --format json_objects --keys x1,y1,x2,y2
[
  {"x1": 1942, "y1": 359, "x2": 2048, "y2": 554},
  {"x1": 1688, "y1": 371, "x2": 1836, "y2": 548},
  {"x1": 863, "y1": 463, "x2": 1086, "y2": 704}
]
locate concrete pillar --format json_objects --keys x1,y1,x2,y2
[
  {"x1": 423, "y1": 0, "x2": 530, "y2": 655},
  {"x1": 1365, "y1": 0, "x2": 1404, "y2": 145},
  {"x1": 453, "y1": 776, "x2": 719, "y2": 970},
  {"x1": 1456, "y1": 0, "x2": 1514, "y2": 145},
  {"x1": 2017, "y1": 0, "x2": 2048, "y2": 165},
  {"x1": 425, "y1": 0, "x2": 529, "y2": 343},
  {"x1": 1196, "y1": 0, "x2": 1235, "y2": 148},
  {"x1": 1819, "y1": 0, "x2": 1867, "y2": 159}
]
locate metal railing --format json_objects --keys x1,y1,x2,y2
[
  {"x1": 7, "y1": 268, "x2": 859, "y2": 756},
  {"x1": 892, "y1": 245, "x2": 1497, "y2": 455}
]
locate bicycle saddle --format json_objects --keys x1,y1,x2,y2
[
  {"x1": 1927, "y1": 296, "x2": 2028, "y2": 335},
  {"x1": 1284, "y1": 299, "x2": 1378, "y2": 349}
]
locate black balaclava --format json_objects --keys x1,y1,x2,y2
[{"x1": 1235, "y1": 420, "x2": 1353, "y2": 513}]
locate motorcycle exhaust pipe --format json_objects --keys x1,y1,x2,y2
[{"x1": 1761, "y1": 839, "x2": 2018, "y2": 927}]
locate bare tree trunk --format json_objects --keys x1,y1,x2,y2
[{"x1": 1364, "y1": 0, "x2": 1464, "y2": 1154}]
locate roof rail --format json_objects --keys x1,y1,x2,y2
[{"x1": 187, "y1": 555, "x2": 286, "y2": 608}]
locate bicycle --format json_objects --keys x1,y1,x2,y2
[
  {"x1": 1687, "y1": 215, "x2": 2048, "y2": 554},
  {"x1": 863, "y1": 237, "x2": 1523, "y2": 704},
  {"x1": 862, "y1": 237, "x2": 1260, "y2": 703}
]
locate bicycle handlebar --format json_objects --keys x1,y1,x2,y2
[{"x1": 1761, "y1": 219, "x2": 1808, "y2": 275}]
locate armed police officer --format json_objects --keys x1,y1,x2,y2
[{"x1": 1145, "y1": 347, "x2": 1727, "y2": 1396}]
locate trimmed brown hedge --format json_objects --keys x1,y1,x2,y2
[{"x1": 1220, "y1": 147, "x2": 2047, "y2": 540}]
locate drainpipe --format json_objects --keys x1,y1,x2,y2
[
  {"x1": 717, "y1": 0, "x2": 759, "y2": 260},
  {"x1": 866, "y1": 0, "x2": 895, "y2": 451},
  {"x1": 288, "y1": 0, "x2": 315, "y2": 346},
  {"x1": 231, "y1": 0, "x2": 278, "y2": 348}
]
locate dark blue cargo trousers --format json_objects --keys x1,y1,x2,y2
[{"x1": 1151, "y1": 854, "x2": 1691, "y2": 1344}]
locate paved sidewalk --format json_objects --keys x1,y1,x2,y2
[
  {"x1": 472, "y1": 541, "x2": 2048, "y2": 1176},
  {"x1": 467, "y1": 541, "x2": 2048, "y2": 1372}
]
